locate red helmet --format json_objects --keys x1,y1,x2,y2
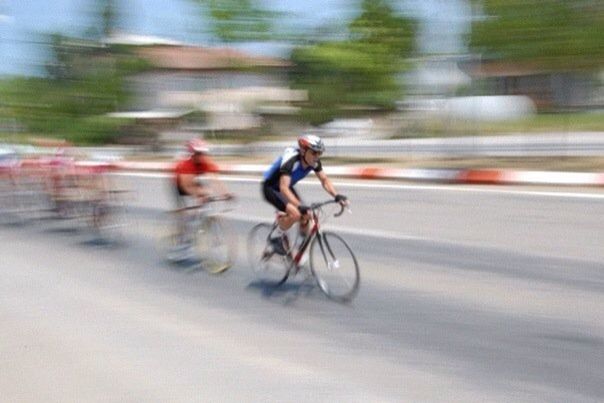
[
  {"x1": 297, "y1": 134, "x2": 325, "y2": 153},
  {"x1": 186, "y1": 138, "x2": 209, "y2": 154}
]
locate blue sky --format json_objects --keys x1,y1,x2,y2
[{"x1": 0, "y1": 0, "x2": 471, "y2": 76}]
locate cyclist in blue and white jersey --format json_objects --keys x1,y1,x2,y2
[{"x1": 261, "y1": 134, "x2": 348, "y2": 254}]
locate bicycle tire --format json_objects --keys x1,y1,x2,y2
[
  {"x1": 247, "y1": 223, "x2": 291, "y2": 286},
  {"x1": 196, "y1": 216, "x2": 236, "y2": 274},
  {"x1": 309, "y1": 231, "x2": 360, "y2": 302}
]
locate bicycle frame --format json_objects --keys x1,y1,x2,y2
[
  {"x1": 174, "y1": 196, "x2": 234, "y2": 244},
  {"x1": 275, "y1": 200, "x2": 344, "y2": 273},
  {"x1": 293, "y1": 212, "x2": 321, "y2": 267}
]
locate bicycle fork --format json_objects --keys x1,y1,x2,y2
[{"x1": 316, "y1": 233, "x2": 339, "y2": 270}]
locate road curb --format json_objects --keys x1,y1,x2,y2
[{"x1": 109, "y1": 161, "x2": 604, "y2": 187}]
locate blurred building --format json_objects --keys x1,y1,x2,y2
[
  {"x1": 105, "y1": 33, "x2": 306, "y2": 144},
  {"x1": 460, "y1": 58, "x2": 602, "y2": 112},
  {"x1": 405, "y1": 56, "x2": 472, "y2": 97}
]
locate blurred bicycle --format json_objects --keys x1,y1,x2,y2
[{"x1": 159, "y1": 195, "x2": 236, "y2": 274}]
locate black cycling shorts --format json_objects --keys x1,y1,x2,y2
[{"x1": 262, "y1": 182, "x2": 300, "y2": 212}]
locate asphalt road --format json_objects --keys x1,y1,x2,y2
[{"x1": 1, "y1": 175, "x2": 603, "y2": 402}]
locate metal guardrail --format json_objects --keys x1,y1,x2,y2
[{"x1": 4, "y1": 132, "x2": 604, "y2": 160}]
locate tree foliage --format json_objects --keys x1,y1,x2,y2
[
  {"x1": 189, "y1": 0, "x2": 277, "y2": 42},
  {"x1": 187, "y1": 0, "x2": 415, "y2": 124},
  {"x1": 1, "y1": 0, "x2": 140, "y2": 145},
  {"x1": 470, "y1": 0, "x2": 604, "y2": 70},
  {"x1": 0, "y1": 0, "x2": 167, "y2": 144},
  {"x1": 291, "y1": 0, "x2": 416, "y2": 124},
  {"x1": 2, "y1": 36, "x2": 131, "y2": 144},
  {"x1": 100, "y1": 0, "x2": 117, "y2": 38}
]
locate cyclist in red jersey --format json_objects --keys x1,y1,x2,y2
[
  {"x1": 170, "y1": 139, "x2": 233, "y2": 258},
  {"x1": 173, "y1": 138, "x2": 233, "y2": 208}
]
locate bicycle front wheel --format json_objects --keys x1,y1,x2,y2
[
  {"x1": 310, "y1": 231, "x2": 360, "y2": 302},
  {"x1": 196, "y1": 217, "x2": 236, "y2": 274},
  {"x1": 247, "y1": 223, "x2": 290, "y2": 286}
]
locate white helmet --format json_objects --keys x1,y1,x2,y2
[
  {"x1": 186, "y1": 138, "x2": 209, "y2": 154},
  {"x1": 297, "y1": 134, "x2": 325, "y2": 153}
]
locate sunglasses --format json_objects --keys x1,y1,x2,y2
[{"x1": 309, "y1": 150, "x2": 322, "y2": 157}]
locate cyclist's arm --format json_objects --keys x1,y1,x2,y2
[
  {"x1": 206, "y1": 172, "x2": 231, "y2": 196},
  {"x1": 179, "y1": 173, "x2": 205, "y2": 197},
  {"x1": 279, "y1": 175, "x2": 301, "y2": 206},
  {"x1": 316, "y1": 170, "x2": 337, "y2": 198}
]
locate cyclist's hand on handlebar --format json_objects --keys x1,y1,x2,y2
[
  {"x1": 335, "y1": 194, "x2": 349, "y2": 206},
  {"x1": 298, "y1": 205, "x2": 310, "y2": 215}
]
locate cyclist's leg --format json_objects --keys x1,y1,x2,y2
[
  {"x1": 284, "y1": 187, "x2": 311, "y2": 236},
  {"x1": 262, "y1": 184, "x2": 287, "y2": 216},
  {"x1": 279, "y1": 202, "x2": 301, "y2": 231},
  {"x1": 295, "y1": 188, "x2": 312, "y2": 236},
  {"x1": 194, "y1": 179, "x2": 211, "y2": 203},
  {"x1": 278, "y1": 186, "x2": 304, "y2": 231},
  {"x1": 262, "y1": 184, "x2": 300, "y2": 230},
  {"x1": 173, "y1": 184, "x2": 190, "y2": 244},
  {"x1": 262, "y1": 184, "x2": 295, "y2": 254}
]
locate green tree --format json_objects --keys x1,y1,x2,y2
[
  {"x1": 0, "y1": 71, "x2": 128, "y2": 144},
  {"x1": 100, "y1": 0, "x2": 117, "y2": 38},
  {"x1": 291, "y1": 0, "x2": 416, "y2": 124},
  {"x1": 189, "y1": 0, "x2": 278, "y2": 42},
  {"x1": 83, "y1": 0, "x2": 119, "y2": 40},
  {"x1": 3, "y1": 34, "x2": 130, "y2": 143},
  {"x1": 470, "y1": 0, "x2": 604, "y2": 70},
  {"x1": 1, "y1": 1, "x2": 139, "y2": 144},
  {"x1": 349, "y1": 0, "x2": 415, "y2": 56},
  {"x1": 187, "y1": 0, "x2": 416, "y2": 124}
]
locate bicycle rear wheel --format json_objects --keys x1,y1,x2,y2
[
  {"x1": 247, "y1": 223, "x2": 291, "y2": 286},
  {"x1": 310, "y1": 231, "x2": 360, "y2": 302},
  {"x1": 196, "y1": 216, "x2": 236, "y2": 274}
]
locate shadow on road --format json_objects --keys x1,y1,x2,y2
[{"x1": 245, "y1": 279, "x2": 324, "y2": 305}]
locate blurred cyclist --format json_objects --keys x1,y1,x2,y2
[
  {"x1": 174, "y1": 138, "x2": 233, "y2": 208},
  {"x1": 46, "y1": 144, "x2": 77, "y2": 214},
  {"x1": 262, "y1": 134, "x2": 348, "y2": 255},
  {"x1": 172, "y1": 139, "x2": 233, "y2": 252}
]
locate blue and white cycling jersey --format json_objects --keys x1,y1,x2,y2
[{"x1": 263, "y1": 147, "x2": 322, "y2": 190}]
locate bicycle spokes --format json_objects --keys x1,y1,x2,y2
[
  {"x1": 310, "y1": 231, "x2": 360, "y2": 302},
  {"x1": 247, "y1": 223, "x2": 290, "y2": 285}
]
